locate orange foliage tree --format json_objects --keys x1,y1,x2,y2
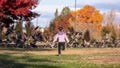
[
  {"x1": 53, "y1": 14, "x2": 72, "y2": 33},
  {"x1": 69, "y1": 5, "x2": 103, "y2": 41}
]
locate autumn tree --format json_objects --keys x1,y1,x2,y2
[
  {"x1": 61, "y1": 7, "x2": 70, "y2": 16},
  {"x1": 0, "y1": 0, "x2": 39, "y2": 27},
  {"x1": 102, "y1": 10, "x2": 118, "y2": 43},
  {"x1": 49, "y1": 21, "x2": 55, "y2": 34},
  {"x1": 103, "y1": 10, "x2": 116, "y2": 25},
  {"x1": 50, "y1": 7, "x2": 72, "y2": 34},
  {"x1": 54, "y1": 9, "x2": 59, "y2": 20},
  {"x1": 43, "y1": 27, "x2": 51, "y2": 42},
  {"x1": 69, "y1": 5, "x2": 103, "y2": 41},
  {"x1": 15, "y1": 21, "x2": 22, "y2": 34},
  {"x1": 25, "y1": 21, "x2": 34, "y2": 37}
]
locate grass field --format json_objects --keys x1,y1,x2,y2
[{"x1": 0, "y1": 48, "x2": 120, "y2": 68}]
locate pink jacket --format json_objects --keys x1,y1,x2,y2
[{"x1": 53, "y1": 31, "x2": 69, "y2": 43}]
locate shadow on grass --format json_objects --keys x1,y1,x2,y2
[
  {"x1": 0, "y1": 47, "x2": 56, "y2": 51},
  {"x1": 27, "y1": 58, "x2": 57, "y2": 63},
  {"x1": 0, "y1": 54, "x2": 61, "y2": 68}
]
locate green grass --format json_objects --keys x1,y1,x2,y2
[{"x1": 0, "y1": 48, "x2": 120, "y2": 68}]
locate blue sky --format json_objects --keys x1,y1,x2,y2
[{"x1": 31, "y1": 0, "x2": 120, "y2": 27}]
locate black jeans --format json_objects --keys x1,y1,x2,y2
[{"x1": 58, "y1": 42, "x2": 65, "y2": 55}]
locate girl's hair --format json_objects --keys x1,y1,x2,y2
[{"x1": 58, "y1": 27, "x2": 63, "y2": 31}]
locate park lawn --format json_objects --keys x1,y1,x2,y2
[{"x1": 0, "y1": 48, "x2": 120, "y2": 68}]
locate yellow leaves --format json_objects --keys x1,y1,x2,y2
[
  {"x1": 70, "y1": 5, "x2": 103, "y2": 24},
  {"x1": 69, "y1": 5, "x2": 103, "y2": 40},
  {"x1": 71, "y1": 11, "x2": 75, "y2": 17},
  {"x1": 90, "y1": 10, "x2": 103, "y2": 23}
]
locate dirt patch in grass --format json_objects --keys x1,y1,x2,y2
[
  {"x1": 88, "y1": 55, "x2": 120, "y2": 65},
  {"x1": 25, "y1": 48, "x2": 120, "y2": 55},
  {"x1": 0, "y1": 48, "x2": 120, "y2": 56}
]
